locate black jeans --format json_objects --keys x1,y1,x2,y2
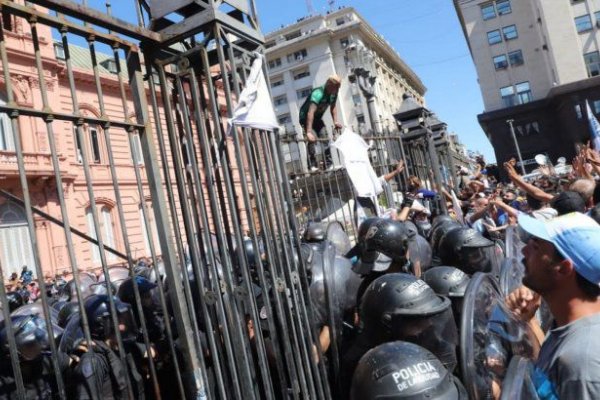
[{"x1": 303, "y1": 119, "x2": 332, "y2": 169}]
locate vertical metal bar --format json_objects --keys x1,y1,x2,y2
[
  {"x1": 216, "y1": 39, "x2": 282, "y2": 400},
  {"x1": 67, "y1": 33, "x2": 135, "y2": 400},
  {"x1": 127, "y1": 46, "x2": 206, "y2": 399},
  {"x1": 266, "y1": 132, "x2": 332, "y2": 400},
  {"x1": 157, "y1": 59, "x2": 240, "y2": 399},
  {"x1": 142, "y1": 61, "x2": 202, "y2": 400},
  {"x1": 198, "y1": 42, "x2": 259, "y2": 399},
  {"x1": 169, "y1": 67, "x2": 239, "y2": 400},
  {"x1": 0, "y1": 260, "x2": 26, "y2": 398},
  {"x1": 89, "y1": 39, "x2": 161, "y2": 398},
  {"x1": 6, "y1": 16, "x2": 67, "y2": 399}
]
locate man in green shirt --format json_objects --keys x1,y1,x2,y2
[{"x1": 299, "y1": 75, "x2": 342, "y2": 171}]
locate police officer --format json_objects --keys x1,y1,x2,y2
[
  {"x1": 437, "y1": 227, "x2": 501, "y2": 275},
  {"x1": 66, "y1": 294, "x2": 145, "y2": 399},
  {"x1": 341, "y1": 273, "x2": 459, "y2": 399},
  {"x1": 422, "y1": 266, "x2": 471, "y2": 326},
  {"x1": 350, "y1": 341, "x2": 467, "y2": 400},
  {"x1": 351, "y1": 218, "x2": 411, "y2": 303},
  {"x1": 0, "y1": 315, "x2": 68, "y2": 399}
]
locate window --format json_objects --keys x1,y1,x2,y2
[
  {"x1": 293, "y1": 68, "x2": 310, "y2": 80},
  {"x1": 0, "y1": 204, "x2": 35, "y2": 279},
  {"x1": 296, "y1": 87, "x2": 312, "y2": 100},
  {"x1": 493, "y1": 54, "x2": 508, "y2": 69},
  {"x1": 87, "y1": 205, "x2": 117, "y2": 263},
  {"x1": 502, "y1": 25, "x2": 518, "y2": 40},
  {"x1": 284, "y1": 30, "x2": 301, "y2": 41},
  {"x1": 481, "y1": 4, "x2": 496, "y2": 20},
  {"x1": 132, "y1": 132, "x2": 144, "y2": 165},
  {"x1": 594, "y1": 100, "x2": 600, "y2": 114},
  {"x1": 595, "y1": 11, "x2": 600, "y2": 27},
  {"x1": 273, "y1": 95, "x2": 287, "y2": 106},
  {"x1": 584, "y1": 51, "x2": 600, "y2": 77},
  {"x1": 271, "y1": 77, "x2": 284, "y2": 88},
  {"x1": 352, "y1": 94, "x2": 362, "y2": 105},
  {"x1": 340, "y1": 38, "x2": 349, "y2": 49},
  {"x1": 54, "y1": 43, "x2": 65, "y2": 60},
  {"x1": 287, "y1": 49, "x2": 308, "y2": 63},
  {"x1": 89, "y1": 127, "x2": 102, "y2": 163},
  {"x1": 496, "y1": 0, "x2": 511, "y2": 15},
  {"x1": 277, "y1": 113, "x2": 291, "y2": 125},
  {"x1": 336, "y1": 17, "x2": 345, "y2": 26},
  {"x1": 575, "y1": 15, "x2": 593, "y2": 33},
  {"x1": 102, "y1": 59, "x2": 118, "y2": 74},
  {"x1": 487, "y1": 30, "x2": 502, "y2": 45},
  {"x1": 500, "y1": 82, "x2": 532, "y2": 107},
  {"x1": 357, "y1": 115, "x2": 365, "y2": 124},
  {"x1": 73, "y1": 127, "x2": 83, "y2": 163},
  {"x1": 0, "y1": 96, "x2": 15, "y2": 151},
  {"x1": 515, "y1": 82, "x2": 532, "y2": 104},
  {"x1": 508, "y1": 50, "x2": 524, "y2": 66},
  {"x1": 514, "y1": 121, "x2": 540, "y2": 137},
  {"x1": 500, "y1": 85, "x2": 515, "y2": 106},
  {"x1": 268, "y1": 58, "x2": 281, "y2": 69}
]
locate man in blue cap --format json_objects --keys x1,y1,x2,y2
[{"x1": 507, "y1": 212, "x2": 600, "y2": 400}]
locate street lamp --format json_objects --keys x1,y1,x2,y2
[{"x1": 346, "y1": 43, "x2": 383, "y2": 135}]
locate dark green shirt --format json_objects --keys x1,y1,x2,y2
[{"x1": 298, "y1": 86, "x2": 337, "y2": 125}]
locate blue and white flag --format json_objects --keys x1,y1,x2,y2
[{"x1": 585, "y1": 100, "x2": 600, "y2": 150}]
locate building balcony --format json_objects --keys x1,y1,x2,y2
[{"x1": 0, "y1": 151, "x2": 62, "y2": 180}]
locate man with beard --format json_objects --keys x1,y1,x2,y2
[{"x1": 506, "y1": 212, "x2": 600, "y2": 400}]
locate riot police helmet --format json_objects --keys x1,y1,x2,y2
[
  {"x1": 84, "y1": 294, "x2": 138, "y2": 342},
  {"x1": 303, "y1": 222, "x2": 326, "y2": 242},
  {"x1": 117, "y1": 275, "x2": 158, "y2": 307},
  {"x1": 437, "y1": 228, "x2": 500, "y2": 275},
  {"x1": 430, "y1": 220, "x2": 462, "y2": 256},
  {"x1": 362, "y1": 218, "x2": 410, "y2": 262},
  {"x1": 359, "y1": 273, "x2": 459, "y2": 372},
  {"x1": 422, "y1": 266, "x2": 471, "y2": 324},
  {"x1": 0, "y1": 314, "x2": 62, "y2": 361},
  {"x1": 57, "y1": 302, "x2": 81, "y2": 329},
  {"x1": 5, "y1": 291, "x2": 23, "y2": 313},
  {"x1": 350, "y1": 341, "x2": 467, "y2": 400}
]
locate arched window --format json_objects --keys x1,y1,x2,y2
[
  {"x1": 0, "y1": 203, "x2": 35, "y2": 277},
  {"x1": 0, "y1": 96, "x2": 15, "y2": 151},
  {"x1": 86, "y1": 205, "x2": 117, "y2": 263}
]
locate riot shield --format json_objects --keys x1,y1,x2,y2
[
  {"x1": 309, "y1": 240, "x2": 362, "y2": 390},
  {"x1": 98, "y1": 266, "x2": 130, "y2": 289},
  {"x1": 408, "y1": 234, "x2": 433, "y2": 275},
  {"x1": 58, "y1": 313, "x2": 84, "y2": 354},
  {"x1": 500, "y1": 356, "x2": 540, "y2": 400},
  {"x1": 505, "y1": 225, "x2": 525, "y2": 260},
  {"x1": 499, "y1": 257, "x2": 524, "y2": 298},
  {"x1": 461, "y1": 273, "x2": 540, "y2": 400},
  {"x1": 325, "y1": 221, "x2": 352, "y2": 256},
  {"x1": 11, "y1": 302, "x2": 60, "y2": 324}
]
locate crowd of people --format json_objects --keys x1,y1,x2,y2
[
  {"x1": 0, "y1": 259, "x2": 174, "y2": 399},
  {"x1": 293, "y1": 133, "x2": 600, "y2": 398},
  {"x1": 4, "y1": 78, "x2": 600, "y2": 398}
]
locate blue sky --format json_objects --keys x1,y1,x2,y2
[
  {"x1": 257, "y1": 0, "x2": 496, "y2": 162},
  {"x1": 77, "y1": 0, "x2": 495, "y2": 162}
]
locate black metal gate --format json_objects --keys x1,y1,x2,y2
[{"x1": 0, "y1": 1, "x2": 327, "y2": 399}]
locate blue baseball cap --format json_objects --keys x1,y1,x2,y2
[{"x1": 518, "y1": 212, "x2": 600, "y2": 285}]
